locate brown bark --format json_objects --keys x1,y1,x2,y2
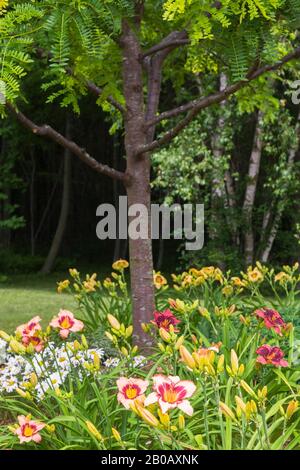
[{"x1": 121, "y1": 20, "x2": 155, "y2": 348}]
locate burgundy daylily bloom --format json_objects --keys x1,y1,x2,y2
[
  {"x1": 151, "y1": 309, "x2": 181, "y2": 332},
  {"x1": 255, "y1": 308, "x2": 286, "y2": 335},
  {"x1": 256, "y1": 344, "x2": 289, "y2": 367}
]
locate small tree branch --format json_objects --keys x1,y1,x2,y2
[
  {"x1": 85, "y1": 80, "x2": 125, "y2": 115},
  {"x1": 6, "y1": 102, "x2": 129, "y2": 184},
  {"x1": 142, "y1": 38, "x2": 190, "y2": 58},
  {"x1": 146, "y1": 46, "x2": 300, "y2": 129},
  {"x1": 138, "y1": 46, "x2": 300, "y2": 154},
  {"x1": 35, "y1": 47, "x2": 125, "y2": 115},
  {"x1": 144, "y1": 31, "x2": 189, "y2": 142}
]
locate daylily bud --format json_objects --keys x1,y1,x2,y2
[
  {"x1": 46, "y1": 424, "x2": 56, "y2": 433},
  {"x1": 191, "y1": 334, "x2": 198, "y2": 345},
  {"x1": 230, "y1": 349, "x2": 239, "y2": 375},
  {"x1": 121, "y1": 347, "x2": 129, "y2": 357},
  {"x1": 286, "y1": 400, "x2": 298, "y2": 420},
  {"x1": 141, "y1": 323, "x2": 149, "y2": 333},
  {"x1": 86, "y1": 421, "x2": 103, "y2": 441},
  {"x1": 9, "y1": 339, "x2": 26, "y2": 355},
  {"x1": 0, "y1": 330, "x2": 10, "y2": 342},
  {"x1": 240, "y1": 380, "x2": 257, "y2": 398},
  {"x1": 135, "y1": 402, "x2": 159, "y2": 427},
  {"x1": 178, "y1": 414, "x2": 185, "y2": 430},
  {"x1": 174, "y1": 335, "x2": 185, "y2": 350},
  {"x1": 238, "y1": 364, "x2": 244, "y2": 376},
  {"x1": 16, "y1": 388, "x2": 31, "y2": 400},
  {"x1": 258, "y1": 386, "x2": 267, "y2": 400},
  {"x1": 219, "y1": 402, "x2": 236, "y2": 421},
  {"x1": 132, "y1": 345, "x2": 138, "y2": 354},
  {"x1": 235, "y1": 396, "x2": 246, "y2": 413},
  {"x1": 26, "y1": 343, "x2": 35, "y2": 355},
  {"x1": 112, "y1": 427, "x2": 122, "y2": 442},
  {"x1": 217, "y1": 354, "x2": 225, "y2": 373},
  {"x1": 93, "y1": 352, "x2": 101, "y2": 370},
  {"x1": 81, "y1": 335, "x2": 88, "y2": 349},
  {"x1": 179, "y1": 345, "x2": 196, "y2": 369},
  {"x1": 107, "y1": 314, "x2": 121, "y2": 331},
  {"x1": 30, "y1": 373, "x2": 38, "y2": 387},
  {"x1": 158, "y1": 410, "x2": 170, "y2": 427},
  {"x1": 125, "y1": 326, "x2": 133, "y2": 338},
  {"x1": 105, "y1": 331, "x2": 114, "y2": 342},
  {"x1": 73, "y1": 340, "x2": 81, "y2": 351},
  {"x1": 199, "y1": 307, "x2": 210, "y2": 318},
  {"x1": 158, "y1": 342, "x2": 165, "y2": 353},
  {"x1": 159, "y1": 328, "x2": 171, "y2": 342}
]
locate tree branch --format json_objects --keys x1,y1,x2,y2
[
  {"x1": 145, "y1": 45, "x2": 300, "y2": 129},
  {"x1": 142, "y1": 38, "x2": 190, "y2": 58},
  {"x1": 139, "y1": 45, "x2": 300, "y2": 154},
  {"x1": 85, "y1": 80, "x2": 125, "y2": 115},
  {"x1": 35, "y1": 47, "x2": 125, "y2": 115},
  {"x1": 6, "y1": 102, "x2": 129, "y2": 184}
]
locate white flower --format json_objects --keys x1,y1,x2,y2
[{"x1": 103, "y1": 357, "x2": 120, "y2": 368}]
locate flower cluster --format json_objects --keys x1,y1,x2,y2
[{"x1": 117, "y1": 375, "x2": 197, "y2": 419}]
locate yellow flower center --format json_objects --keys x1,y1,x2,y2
[
  {"x1": 163, "y1": 389, "x2": 178, "y2": 404},
  {"x1": 23, "y1": 424, "x2": 34, "y2": 437},
  {"x1": 60, "y1": 317, "x2": 72, "y2": 329},
  {"x1": 125, "y1": 385, "x2": 138, "y2": 399}
]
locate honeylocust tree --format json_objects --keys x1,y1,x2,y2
[{"x1": 1, "y1": 0, "x2": 300, "y2": 345}]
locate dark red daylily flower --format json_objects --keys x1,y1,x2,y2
[
  {"x1": 256, "y1": 344, "x2": 288, "y2": 367},
  {"x1": 151, "y1": 309, "x2": 181, "y2": 332},
  {"x1": 255, "y1": 308, "x2": 286, "y2": 335}
]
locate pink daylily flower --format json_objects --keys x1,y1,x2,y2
[
  {"x1": 144, "y1": 375, "x2": 196, "y2": 416},
  {"x1": 14, "y1": 415, "x2": 45, "y2": 444},
  {"x1": 16, "y1": 316, "x2": 42, "y2": 338},
  {"x1": 22, "y1": 335, "x2": 44, "y2": 352},
  {"x1": 50, "y1": 310, "x2": 84, "y2": 339},
  {"x1": 117, "y1": 377, "x2": 149, "y2": 409},
  {"x1": 151, "y1": 309, "x2": 181, "y2": 332},
  {"x1": 256, "y1": 344, "x2": 289, "y2": 367},
  {"x1": 255, "y1": 308, "x2": 286, "y2": 336}
]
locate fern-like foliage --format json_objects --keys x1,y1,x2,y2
[{"x1": 0, "y1": 3, "x2": 43, "y2": 112}]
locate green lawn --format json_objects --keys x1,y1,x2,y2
[{"x1": 0, "y1": 273, "x2": 77, "y2": 333}]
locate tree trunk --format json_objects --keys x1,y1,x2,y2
[
  {"x1": 243, "y1": 111, "x2": 264, "y2": 266},
  {"x1": 40, "y1": 116, "x2": 72, "y2": 274},
  {"x1": 121, "y1": 21, "x2": 155, "y2": 347},
  {"x1": 260, "y1": 109, "x2": 300, "y2": 262},
  {"x1": 29, "y1": 148, "x2": 36, "y2": 256},
  {"x1": 210, "y1": 74, "x2": 227, "y2": 243}
]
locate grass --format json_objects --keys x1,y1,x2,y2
[{"x1": 0, "y1": 273, "x2": 77, "y2": 333}]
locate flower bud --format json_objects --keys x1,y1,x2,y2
[
  {"x1": 178, "y1": 415, "x2": 185, "y2": 430},
  {"x1": 86, "y1": 421, "x2": 103, "y2": 441},
  {"x1": 240, "y1": 380, "x2": 257, "y2": 398},
  {"x1": 286, "y1": 400, "x2": 298, "y2": 420},
  {"x1": 174, "y1": 335, "x2": 185, "y2": 350},
  {"x1": 230, "y1": 349, "x2": 239, "y2": 375},
  {"x1": 179, "y1": 345, "x2": 196, "y2": 369},
  {"x1": 159, "y1": 328, "x2": 171, "y2": 342},
  {"x1": 107, "y1": 314, "x2": 121, "y2": 331},
  {"x1": 0, "y1": 330, "x2": 10, "y2": 342},
  {"x1": 125, "y1": 326, "x2": 133, "y2": 338},
  {"x1": 112, "y1": 427, "x2": 122, "y2": 442},
  {"x1": 219, "y1": 402, "x2": 236, "y2": 421}
]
